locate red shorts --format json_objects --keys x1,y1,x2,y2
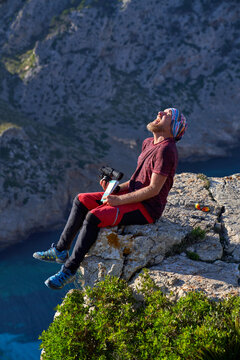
[{"x1": 78, "y1": 191, "x2": 154, "y2": 228}]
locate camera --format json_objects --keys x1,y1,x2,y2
[{"x1": 99, "y1": 166, "x2": 124, "y2": 183}]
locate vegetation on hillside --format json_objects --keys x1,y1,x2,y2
[
  {"x1": 40, "y1": 271, "x2": 240, "y2": 360},
  {"x1": 2, "y1": 49, "x2": 37, "y2": 80},
  {"x1": 0, "y1": 100, "x2": 94, "y2": 202}
]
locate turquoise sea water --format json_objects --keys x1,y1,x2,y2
[
  {"x1": 0, "y1": 152, "x2": 239, "y2": 360},
  {"x1": 177, "y1": 149, "x2": 240, "y2": 177},
  {"x1": 0, "y1": 231, "x2": 73, "y2": 360}
]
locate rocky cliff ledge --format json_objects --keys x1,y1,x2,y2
[{"x1": 78, "y1": 172, "x2": 240, "y2": 300}]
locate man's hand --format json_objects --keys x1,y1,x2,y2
[
  {"x1": 100, "y1": 179, "x2": 108, "y2": 191},
  {"x1": 103, "y1": 195, "x2": 122, "y2": 207}
]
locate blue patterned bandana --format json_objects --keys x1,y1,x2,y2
[{"x1": 170, "y1": 108, "x2": 187, "y2": 141}]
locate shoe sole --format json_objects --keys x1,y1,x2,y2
[
  {"x1": 33, "y1": 254, "x2": 68, "y2": 264},
  {"x1": 44, "y1": 278, "x2": 63, "y2": 290},
  {"x1": 45, "y1": 277, "x2": 76, "y2": 290}
]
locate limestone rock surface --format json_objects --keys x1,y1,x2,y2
[
  {"x1": 186, "y1": 231, "x2": 223, "y2": 262},
  {"x1": 131, "y1": 255, "x2": 240, "y2": 301},
  {"x1": 210, "y1": 174, "x2": 240, "y2": 261},
  {"x1": 80, "y1": 172, "x2": 240, "y2": 299}
]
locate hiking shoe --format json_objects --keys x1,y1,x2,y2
[
  {"x1": 45, "y1": 265, "x2": 76, "y2": 290},
  {"x1": 33, "y1": 243, "x2": 69, "y2": 264}
]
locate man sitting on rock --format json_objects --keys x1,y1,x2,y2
[{"x1": 33, "y1": 108, "x2": 187, "y2": 289}]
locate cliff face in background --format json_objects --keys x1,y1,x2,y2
[{"x1": 0, "y1": 0, "x2": 239, "y2": 247}]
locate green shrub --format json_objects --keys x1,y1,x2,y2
[
  {"x1": 23, "y1": 197, "x2": 29, "y2": 205},
  {"x1": 3, "y1": 176, "x2": 20, "y2": 190},
  {"x1": 189, "y1": 226, "x2": 206, "y2": 241},
  {"x1": 40, "y1": 271, "x2": 240, "y2": 360},
  {"x1": 0, "y1": 122, "x2": 20, "y2": 135},
  {"x1": 197, "y1": 173, "x2": 210, "y2": 190},
  {"x1": 186, "y1": 250, "x2": 200, "y2": 261},
  {"x1": 3, "y1": 49, "x2": 36, "y2": 79},
  {"x1": 0, "y1": 146, "x2": 10, "y2": 160}
]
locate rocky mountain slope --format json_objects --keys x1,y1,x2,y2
[{"x1": 0, "y1": 0, "x2": 239, "y2": 246}]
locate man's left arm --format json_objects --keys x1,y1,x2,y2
[{"x1": 105, "y1": 172, "x2": 167, "y2": 206}]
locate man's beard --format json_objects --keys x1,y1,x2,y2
[{"x1": 146, "y1": 122, "x2": 163, "y2": 133}]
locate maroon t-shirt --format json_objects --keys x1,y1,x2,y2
[{"x1": 129, "y1": 137, "x2": 178, "y2": 220}]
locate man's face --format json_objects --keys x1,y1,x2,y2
[{"x1": 147, "y1": 109, "x2": 172, "y2": 133}]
